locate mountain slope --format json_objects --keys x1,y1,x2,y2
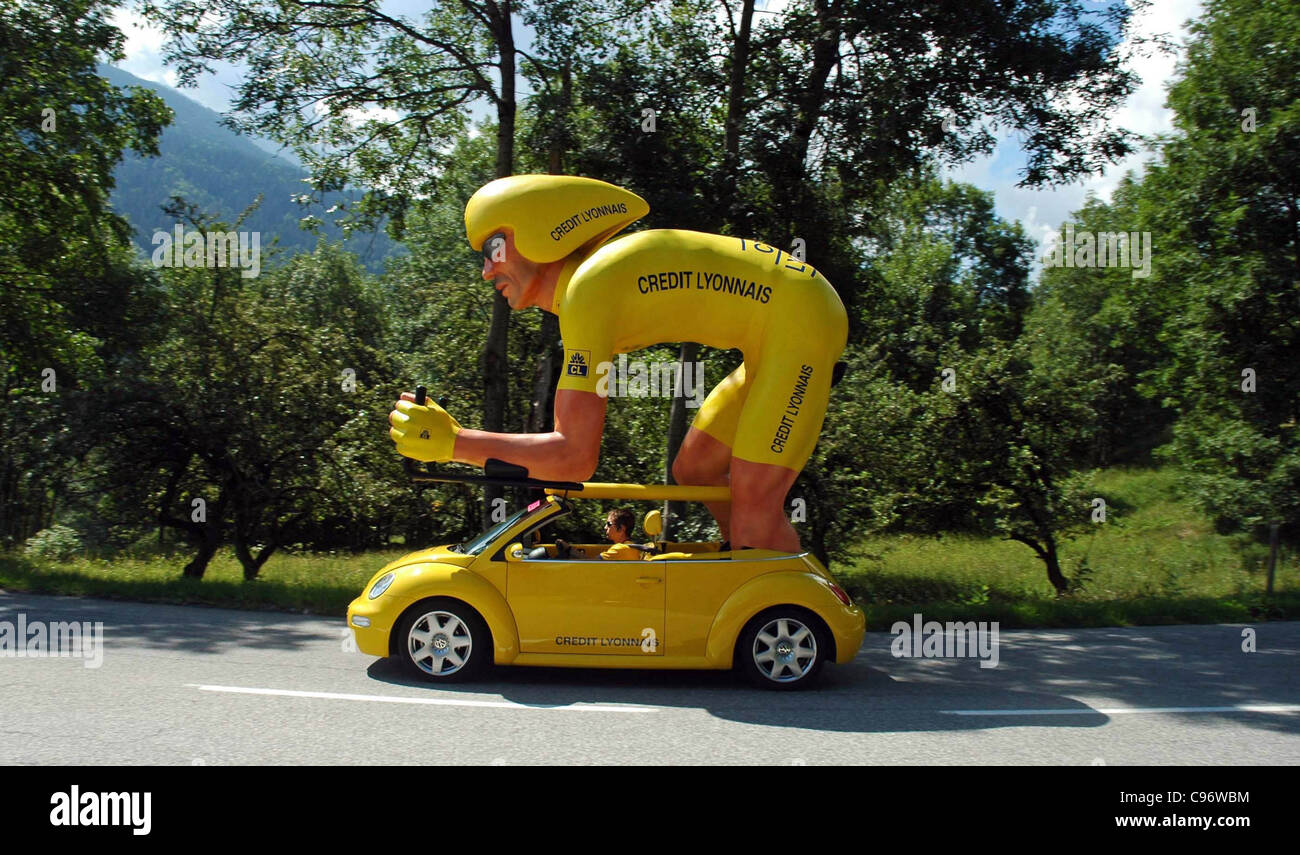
[{"x1": 102, "y1": 64, "x2": 401, "y2": 273}]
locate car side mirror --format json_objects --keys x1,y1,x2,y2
[{"x1": 505, "y1": 542, "x2": 526, "y2": 562}]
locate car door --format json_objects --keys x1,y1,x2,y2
[
  {"x1": 665, "y1": 557, "x2": 760, "y2": 658},
  {"x1": 508, "y1": 554, "x2": 665, "y2": 655}
]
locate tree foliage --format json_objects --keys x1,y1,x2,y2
[
  {"x1": 12, "y1": 0, "x2": 1287, "y2": 592},
  {"x1": 1044, "y1": 0, "x2": 1300, "y2": 544},
  {"x1": 1, "y1": 0, "x2": 170, "y2": 546}
]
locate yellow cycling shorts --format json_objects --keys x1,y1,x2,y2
[
  {"x1": 553, "y1": 229, "x2": 848, "y2": 471},
  {"x1": 689, "y1": 283, "x2": 847, "y2": 471}
]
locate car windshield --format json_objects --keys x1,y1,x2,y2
[{"x1": 460, "y1": 506, "x2": 534, "y2": 556}]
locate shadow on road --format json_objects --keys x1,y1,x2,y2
[
  {"x1": 362, "y1": 624, "x2": 1300, "y2": 736},
  {"x1": 0, "y1": 593, "x2": 333, "y2": 655},
  {"x1": 4, "y1": 592, "x2": 1295, "y2": 737},
  {"x1": 363, "y1": 656, "x2": 1117, "y2": 733}
]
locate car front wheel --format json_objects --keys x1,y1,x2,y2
[
  {"x1": 736, "y1": 608, "x2": 828, "y2": 690},
  {"x1": 394, "y1": 599, "x2": 491, "y2": 682}
]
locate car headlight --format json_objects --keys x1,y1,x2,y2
[{"x1": 368, "y1": 572, "x2": 396, "y2": 599}]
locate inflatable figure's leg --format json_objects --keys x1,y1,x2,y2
[
  {"x1": 674, "y1": 427, "x2": 734, "y2": 539},
  {"x1": 728, "y1": 459, "x2": 801, "y2": 552},
  {"x1": 672, "y1": 362, "x2": 752, "y2": 540},
  {"x1": 727, "y1": 321, "x2": 844, "y2": 552}
]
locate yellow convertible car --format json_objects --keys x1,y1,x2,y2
[{"x1": 348, "y1": 477, "x2": 864, "y2": 690}]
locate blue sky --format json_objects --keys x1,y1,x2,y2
[
  {"x1": 110, "y1": 0, "x2": 1204, "y2": 259},
  {"x1": 945, "y1": 0, "x2": 1205, "y2": 255}
]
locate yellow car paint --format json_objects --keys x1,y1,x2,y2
[{"x1": 347, "y1": 486, "x2": 865, "y2": 683}]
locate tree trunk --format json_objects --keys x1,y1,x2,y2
[
  {"x1": 1043, "y1": 533, "x2": 1069, "y2": 596},
  {"x1": 779, "y1": 0, "x2": 845, "y2": 243},
  {"x1": 1011, "y1": 531, "x2": 1070, "y2": 596},
  {"x1": 182, "y1": 536, "x2": 220, "y2": 579},
  {"x1": 0, "y1": 446, "x2": 15, "y2": 546},
  {"x1": 799, "y1": 466, "x2": 830, "y2": 566},
  {"x1": 235, "y1": 535, "x2": 278, "y2": 581},
  {"x1": 479, "y1": 0, "x2": 518, "y2": 528},
  {"x1": 527, "y1": 313, "x2": 561, "y2": 434},
  {"x1": 528, "y1": 59, "x2": 570, "y2": 436},
  {"x1": 0, "y1": 377, "x2": 13, "y2": 546},
  {"x1": 167, "y1": 485, "x2": 229, "y2": 580},
  {"x1": 480, "y1": 294, "x2": 511, "y2": 527},
  {"x1": 721, "y1": 0, "x2": 755, "y2": 222},
  {"x1": 791, "y1": 0, "x2": 846, "y2": 172},
  {"x1": 548, "y1": 60, "x2": 572, "y2": 175},
  {"x1": 494, "y1": 0, "x2": 516, "y2": 182},
  {"x1": 663, "y1": 342, "x2": 700, "y2": 538}
]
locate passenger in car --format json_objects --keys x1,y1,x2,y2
[
  {"x1": 556, "y1": 508, "x2": 646, "y2": 560},
  {"x1": 598, "y1": 508, "x2": 643, "y2": 560}
]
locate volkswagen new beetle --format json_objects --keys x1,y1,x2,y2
[{"x1": 347, "y1": 481, "x2": 865, "y2": 689}]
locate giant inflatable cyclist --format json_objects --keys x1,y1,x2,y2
[{"x1": 388, "y1": 175, "x2": 847, "y2": 553}]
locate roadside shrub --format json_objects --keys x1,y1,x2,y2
[{"x1": 23, "y1": 525, "x2": 83, "y2": 561}]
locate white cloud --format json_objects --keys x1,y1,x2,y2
[
  {"x1": 108, "y1": 8, "x2": 247, "y2": 115},
  {"x1": 109, "y1": 8, "x2": 177, "y2": 88},
  {"x1": 344, "y1": 104, "x2": 404, "y2": 126},
  {"x1": 945, "y1": 0, "x2": 1204, "y2": 259}
]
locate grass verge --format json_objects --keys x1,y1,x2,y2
[
  {"x1": 0, "y1": 550, "x2": 406, "y2": 615},
  {"x1": 836, "y1": 467, "x2": 1300, "y2": 628},
  {"x1": 2, "y1": 468, "x2": 1296, "y2": 629}
]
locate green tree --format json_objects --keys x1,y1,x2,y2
[
  {"x1": 739, "y1": 0, "x2": 1148, "y2": 266},
  {"x1": 1143, "y1": 0, "x2": 1299, "y2": 542},
  {"x1": 0, "y1": 0, "x2": 169, "y2": 546},
  {"x1": 861, "y1": 172, "x2": 1034, "y2": 391},
  {"x1": 139, "y1": 0, "x2": 550, "y2": 525},
  {"x1": 814, "y1": 329, "x2": 1111, "y2": 594},
  {"x1": 87, "y1": 211, "x2": 402, "y2": 577},
  {"x1": 1035, "y1": 179, "x2": 1179, "y2": 465},
  {"x1": 804, "y1": 177, "x2": 1099, "y2": 591}
]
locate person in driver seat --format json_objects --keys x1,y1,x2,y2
[
  {"x1": 556, "y1": 508, "x2": 645, "y2": 560},
  {"x1": 598, "y1": 508, "x2": 643, "y2": 560}
]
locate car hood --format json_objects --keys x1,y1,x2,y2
[{"x1": 381, "y1": 545, "x2": 477, "y2": 572}]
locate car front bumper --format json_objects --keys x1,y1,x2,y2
[{"x1": 346, "y1": 595, "x2": 412, "y2": 658}]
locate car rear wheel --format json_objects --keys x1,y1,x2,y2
[
  {"x1": 736, "y1": 608, "x2": 828, "y2": 690},
  {"x1": 394, "y1": 599, "x2": 490, "y2": 682}
]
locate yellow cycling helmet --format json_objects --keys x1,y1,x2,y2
[{"x1": 465, "y1": 174, "x2": 650, "y2": 263}]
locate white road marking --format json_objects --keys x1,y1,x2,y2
[
  {"x1": 942, "y1": 704, "x2": 1300, "y2": 717},
  {"x1": 189, "y1": 684, "x2": 658, "y2": 713}
]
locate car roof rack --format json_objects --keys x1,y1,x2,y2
[
  {"x1": 543, "y1": 483, "x2": 731, "y2": 501},
  {"x1": 404, "y1": 458, "x2": 584, "y2": 491},
  {"x1": 404, "y1": 458, "x2": 731, "y2": 502}
]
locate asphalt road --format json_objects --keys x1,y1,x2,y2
[{"x1": 2, "y1": 591, "x2": 1297, "y2": 765}]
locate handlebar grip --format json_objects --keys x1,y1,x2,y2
[{"x1": 414, "y1": 385, "x2": 427, "y2": 406}]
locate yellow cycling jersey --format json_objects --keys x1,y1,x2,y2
[
  {"x1": 555, "y1": 229, "x2": 839, "y2": 387},
  {"x1": 599, "y1": 542, "x2": 644, "y2": 561},
  {"x1": 554, "y1": 229, "x2": 848, "y2": 469}
]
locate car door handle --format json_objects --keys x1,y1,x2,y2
[{"x1": 635, "y1": 577, "x2": 662, "y2": 585}]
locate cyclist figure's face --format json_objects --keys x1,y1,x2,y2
[{"x1": 481, "y1": 228, "x2": 544, "y2": 310}]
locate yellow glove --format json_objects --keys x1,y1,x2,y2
[{"x1": 389, "y1": 395, "x2": 462, "y2": 463}]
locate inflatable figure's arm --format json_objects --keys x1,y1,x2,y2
[{"x1": 450, "y1": 389, "x2": 607, "y2": 481}]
